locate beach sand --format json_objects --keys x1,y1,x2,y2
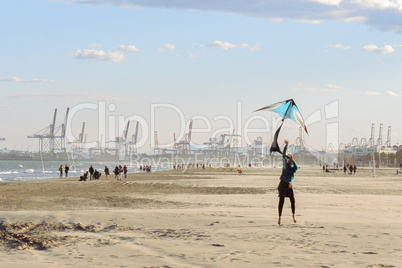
[{"x1": 0, "y1": 167, "x2": 401, "y2": 267}]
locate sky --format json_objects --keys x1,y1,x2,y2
[{"x1": 1, "y1": 0, "x2": 401, "y2": 153}]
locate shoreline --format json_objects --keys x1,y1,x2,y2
[{"x1": 1, "y1": 163, "x2": 400, "y2": 183}]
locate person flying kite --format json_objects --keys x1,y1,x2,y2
[{"x1": 255, "y1": 99, "x2": 307, "y2": 225}]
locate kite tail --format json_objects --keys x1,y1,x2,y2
[{"x1": 270, "y1": 121, "x2": 284, "y2": 155}]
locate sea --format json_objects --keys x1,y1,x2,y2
[{"x1": 0, "y1": 159, "x2": 170, "y2": 182}]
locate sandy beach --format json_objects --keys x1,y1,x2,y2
[{"x1": 0, "y1": 167, "x2": 401, "y2": 268}]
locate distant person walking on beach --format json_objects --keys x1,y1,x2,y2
[
  {"x1": 104, "y1": 166, "x2": 110, "y2": 181},
  {"x1": 123, "y1": 165, "x2": 128, "y2": 179},
  {"x1": 65, "y1": 164, "x2": 69, "y2": 178},
  {"x1": 59, "y1": 165, "x2": 63, "y2": 178},
  {"x1": 118, "y1": 165, "x2": 123, "y2": 181},
  {"x1": 277, "y1": 139, "x2": 298, "y2": 226},
  {"x1": 113, "y1": 166, "x2": 119, "y2": 180},
  {"x1": 89, "y1": 165, "x2": 94, "y2": 180}
]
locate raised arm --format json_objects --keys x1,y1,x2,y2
[{"x1": 283, "y1": 139, "x2": 289, "y2": 158}]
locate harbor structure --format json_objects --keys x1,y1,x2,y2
[{"x1": 27, "y1": 108, "x2": 69, "y2": 154}]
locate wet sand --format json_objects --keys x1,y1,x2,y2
[{"x1": 0, "y1": 167, "x2": 401, "y2": 267}]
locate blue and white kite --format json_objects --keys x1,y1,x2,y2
[{"x1": 254, "y1": 99, "x2": 308, "y2": 154}]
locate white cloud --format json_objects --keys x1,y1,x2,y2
[
  {"x1": 293, "y1": 83, "x2": 340, "y2": 94},
  {"x1": 309, "y1": 0, "x2": 342, "y2": 6},
  {"x1": 0, "y1": 76, "x2": 55, "y2": 83},
  {"x1": 386, "y1": 90, "x2": 399, "y2": 97},
  {"x1": 351, "y1": 0, "x2": 402, "y2": 11},
  {"x1": 30, "y1": 78, "x2": 56, "y2": 83},
  {"x1": 364, "y1": 90, "x2": 399, "y2": 96},
  {"x1": 294, "y1": 19, "x2": 322, "y2": 24},
  {"x1": 380, "y1": 45, "x2": 395, "y2": 54},
  {"x1": 208, "y1": 41, "x2": 259, "y2": 52},
  {"x1": 209, "y1": 41, "x2": 237, "y2": 50},
  {"x1": 70, "y1": 0, "x2": 402, "y2": 33},
  {"x1": 74, "y1": 0, "x2": 402, "y2": 13},
  {"x1": 342, "y1": 16, "x2": 367, "y2": 23},
  {"x1": 2, "y1": 77, "x2": 23, "y2": 82},
  {"x1": 328, "y1": 44, "x2": 352, "y2": 49},
  {"x1": 326, "y1": 84, "x2": 340, "y2": 89},
  {"x1": 323, "y1": 84, "x2": 340, "y2": 94},
  {"x1": 158, "y1": 43, "x2": 176, "y2": 53},
  {"x1": 118, "y1": 44, "x2": 140, "y2": 52},
  {"x1": 364, "y1": 91, "x2": 382, "y2": 96},
  {"x1": 72, "y1": 49, "x2": 125, "y2": 62},
  {"x1": 362, "y1": 44, "x2": 395, "y2": 54},
  {"x1": 88, "y1": 43, "x2": 102, "y2": 48},
  {"x1": 362, "y1": 44, "x2": 378, "y2": 52},
  {"x1": 73, "y1": 0, "x2": 143, "y2": 9}
]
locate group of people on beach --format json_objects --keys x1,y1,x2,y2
[
  {"x1": 343, "y1": 164, "x2": 357, "y2": 175},
  {"x1": 112, "y1": 165, "x2": 129, "y2": 180},
  {"x1": 72, "y1": 163, "x2": 161, "y2": 181},
  {"x1": 78, "y1": 165, "x2": 128, "y2": 181},
  {"x1": 139, "y1": 165, "x2": 152, "y2": 172},
  {"x1": 58, "y1": 164, "x2": 69, "y2": 178},
  {"x1": 173, "y1": 163, "x2": 208, "y2": 170},
  {"x1": 322, "y1": 163, "x2": 357, "y2": 175}
]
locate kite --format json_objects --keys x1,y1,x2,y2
[{"x1": 254, "y1": 99, "x2": 308, "y2": 155}]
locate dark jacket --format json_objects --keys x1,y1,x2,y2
[{"x1": 279, "y1": 145, "x2": 298, "y2": 184}]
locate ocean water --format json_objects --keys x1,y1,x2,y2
[{"x1": 0, "y1": 159, "x2": 169, "y2": 182}]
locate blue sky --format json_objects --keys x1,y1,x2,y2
[{"x1": 1, "y1": 0, "x2": 401, "y2": 152}]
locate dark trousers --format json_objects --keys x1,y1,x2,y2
[{"x1": 278, "y1": 196, "x2": 295, "y2": 216}]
